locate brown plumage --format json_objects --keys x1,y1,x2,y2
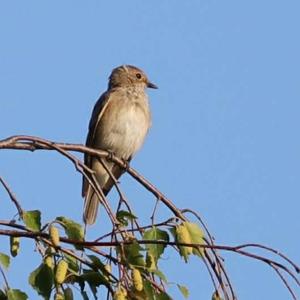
[{"x1": 82, "y1": 65, "x2": 157, "y2": 224}]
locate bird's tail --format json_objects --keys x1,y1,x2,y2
[
  {"x1": 83, "y1": 158, "x2": 114, "y2": 224},
  {"x1": 83, "y1": 188, "x2": 100, "y2": 225},
  {"x1": 82, "y1": 159, "x2": 124, "y2": 225}
]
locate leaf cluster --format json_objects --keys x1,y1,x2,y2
[{"x1": 0, "y1": 210, "x2": 209, "y2": 299}]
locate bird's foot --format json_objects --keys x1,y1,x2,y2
[
  {"x1": 106, "y1": 149, "x2": 115, "y2": 161},
  {"x1": 121, "y1": 158, "x2": 130, "y2": 171}
]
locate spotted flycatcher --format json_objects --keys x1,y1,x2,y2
[{"x1": 82, "y1": 65, "x2": 157, "y2": 224}]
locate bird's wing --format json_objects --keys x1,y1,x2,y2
[{"x1": 82, "y1": 90, "x2": 111, "y2": 197}]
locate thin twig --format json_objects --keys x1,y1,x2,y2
[
  {"x1": 150, "y1": 198, "x2": 160, "y2": 225},
  {"x1": 99, "y1": 158, "x2": 142, "y2": 236},
  {"x1": 271, "y1": 263, "x2": 297, "y2": 300},
  {"x1": 0, "y1": 266, "x2": 9, "y2": 290},
  {"x1": 0, "y1": 176, "x2": 23, "y2": 217}
]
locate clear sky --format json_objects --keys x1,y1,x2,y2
[{"x1": 1, "y1": 1, "x2": 300, "y2": 299}]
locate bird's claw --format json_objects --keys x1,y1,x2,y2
[
  {"x1": 122, "y1": 158, "x2": 130, "y2": 171},
  {"x1": 107, "y1": 149, "x2": 115, "y2": 161}
]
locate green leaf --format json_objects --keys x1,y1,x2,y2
[
  {"x1": 156, "y1": 291, "x2": 172, "y2": 300},
  {"x1": 185, "y1": 222, "x2": 205, "y2": 257},
  {"x1": 7, "y1": 289, "x2": 28, "y2": 300},
  {"x1": 175, "y1": 223, "x2": 193, "y2": 262},
  {"x1": 143, "y1": 280, "x2": 155, "y2": 299},
  {"x1": 80, "y1": 270, "x2": 108, "y2": 286},
  {"x1": 87, "y1": 255, "x2": 104, "y2": 270},
  {"x1": 116, "y1": 210, "x2": 137, "y2": 227},
  {"x1": 146, "y1": 253, "x2": 156, "y2": 271},
  {"x1": 23, "y1": 210, "x2": 41, "y2": 232},
  {"x1": 143, "y1": 227, "x2": 169, "y2": 262},
  {"x1": 122, "y1": 240, "x2": 145, "y2": 267},
  {"x1": 56, "y1": 217, "x2": 84, "y2": 250},
  {"x1": 177, "y1": 284, "x2": 189, "y2": 299},
  {"x1": 80, "y1": 270, "x2": 108, "y2": 299},
  {"x1": 152, "y1": 269, "x2": 168, "y2": 283},
  {"x1": 0, "y1": 252, "x2": 10, "y2": 269},
  {"x1": 64, "y1": 253, "x2": 79, "y2": 274},
  {"x1": 175, "y1": 222, "x2": 205, "y2": 262},
  {"x1": 29, "y1": 263, "x2": 53, "y2": 299},
  {"x1": 87, "y1": 255, "x2": 113, "y2": 280}
]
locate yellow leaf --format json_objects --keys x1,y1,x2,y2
[{"x1": 176, "y1": 223, "x2": 193, "y2": 261}]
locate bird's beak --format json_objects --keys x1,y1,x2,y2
[{"x1": 147, "y1": 81, "x2": 158, "y2": 89}]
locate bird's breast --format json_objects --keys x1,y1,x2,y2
[{"x1": 95, "y1": 92, "x2": 151, "y2": 159}]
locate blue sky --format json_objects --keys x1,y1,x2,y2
[{"x1": 1, "y1": 1, "x2": 300, "y2": 299}]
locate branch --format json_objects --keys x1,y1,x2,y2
[
  {"x1": 0, "y1": 135, "x2": 185, "y2": 220},
  {"x1": 2, "y1": 135, "x2": 299, "y2": 299},
  {"x1": 0, "y1": 226, "x2": 299, "y2": 288},
  {"x1": 0, "y1": 136, "x2": 235, "y2": 296},
  {"x1": 0, "y1": 176, "x2": 23, "y2": 217}
]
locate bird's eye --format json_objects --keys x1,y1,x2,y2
[{"x1": 136, "y1": 73, "x2": 142, "y2": 79}]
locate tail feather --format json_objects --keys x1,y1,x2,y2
[
  {"x1": 83, "y1": 186, "x2": 100, "y2": 225},
  {"x1": 82, "y1": 158, "x2": 112, "y2": 225},
  {"x1": 82, "y1": 158, "x2": 126, "y2": 225}
]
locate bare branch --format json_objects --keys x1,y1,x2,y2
[{"x1": 0, "y1": 176, "x2": 23, "y2": 217}]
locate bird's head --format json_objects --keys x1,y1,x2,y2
[{"x1": 108, "y1": 65, "x2": 158, "y2": 90}]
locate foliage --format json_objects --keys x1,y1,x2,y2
[
  {"x1": 0, "y1": 191, "x2": 207, "y2": 300},
  {"x1": 0, "y1": 211, "x2": 207, "y2": 299}
]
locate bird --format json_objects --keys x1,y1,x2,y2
[{"x1": 82, "y1": 65, "x2": 157, "y2": 225}]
